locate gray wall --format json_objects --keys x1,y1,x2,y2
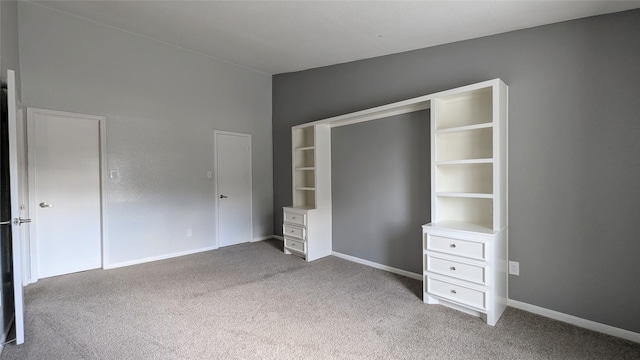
[
  {"x1": 332, "y1": 111, "x2": 429, "y2": 274},
  {"x1": 273, "y1": 10, "x2": 640, "y2": 332},
  {"x1": 1, "y1": 0, "x2": 21, "y2": 96},
  {"x1": 18, "y1": 2, "x2": 273, "y2": 267}
]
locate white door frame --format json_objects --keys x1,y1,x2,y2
[
  {"x1": 7, "y1": 69, "x2": 25, "y2": 344},
  {"x1": 213, "y1": 130, "x2": 252, "y2": 249},
  {"x1": 16, "y1": 105, "x2": 30, "y2": 287},
  {"x1": 26, "y1": 108, "x2": 107, "y2": 283}
]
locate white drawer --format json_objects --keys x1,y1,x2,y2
[
  {"x1": 427, "y1": 277, "x2": 486, "y2": 311},
  {"x1": 284, "y1": 210, "x2": 306, "y2": 226},
  {"x1": 283, "y1": 224, "x2": 305, "y2": 240},
  {"x1": 427, "y1": 256, "x2": 486, "y2": 285},
  {"x1": 284, "y1": 238, "x2": 306, "y2": 254},
  {"x1": 427, "y1": 235, "x2": 485, "y2": 260}
]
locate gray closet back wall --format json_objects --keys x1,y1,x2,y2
[
  {"x1": 332, "y1": 111, "x2": 430, "y2": 274},
  {"x1": 272, "y1": 9, "x2": 640, "y2": 333}
]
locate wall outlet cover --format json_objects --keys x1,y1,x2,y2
[{"x1": 509, "y1": 261, "x2": 520, "y2": 276}]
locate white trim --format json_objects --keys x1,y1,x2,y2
[
  {"x1": 251, "y1": 236, "x2": 273, "y2": 242},
  {"x1": 331, "y1": 251, "x2": 422, "y2": 280},
  {"x1": 104, "y1": 246, "x2": 218, "y2": 270},
  {"x1": 298, "y1": 78, "x2": 502, "y2": 129},
  {"x1": 508, "y1": 299, "x2": 640, "y2": 344},
  {"x1": 26, "y1": 110, "x2": 37, "y2": 282},
  {"x1": 6, "y1": 70, "x2": 24, "y2": 344},
  {"x1": 26, "y1": 108, "x2": 107, "y2": 283},
  {"x1": 15, "y1": 104, "x2": 31, "y2": 286},
  {"x1": 272, "y1": 235, "x2": 284, "y2": 241},
  {"x1": 326, "y1": 251, "x2": 640, "y2": 343},
  {"x1": 99, "y1": 114, "x2": 108, "y2": 269},
  {"x1": 213, "y1": 130, "x2": 253, "y2": 248}
]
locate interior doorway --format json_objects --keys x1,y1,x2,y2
[
  {"x1": 27, "y1": 108, "x2": 106, "y2": 280},
  {"x1": 1, "y1": 70, "x2": 26, "y2": 344},
  {"x1": 214, "y1": 131, "x2": 252, "y2": 248}
]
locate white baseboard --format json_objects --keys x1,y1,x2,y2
[
  {"x1": 508, "y1": 299, "x2": 640, "y2": 343},
  {"x1": 251, "y1": 236, "x2": 273, "y2": 242},
  {"x1": 328, "y1": 252, "x2": 640, "y2": 343},
  {"x1": 104, "y1": 245, "x2": 218, "y2": 269},
  {"x1": 104, "y1": 239, "x2": 639, "y2": 344},
  {"x1": 331, "y1": 251, "x2": 422, "y2": 280},
  {"x1": 105, "y1": 236, "x2": 278, "y2": 269}
]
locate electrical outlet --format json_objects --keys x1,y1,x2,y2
[
  {"x1": 508, "y1": 261, "x2": 520, "y2": 276},
  {"x1": 186, "y1": 229, "x2": 192, "y2": 237}
]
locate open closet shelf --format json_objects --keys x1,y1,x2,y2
[
  {"x1": 436, "y1": 122, "x2": 493, "y2": 133},
  {"x1": 435, "y1": 192, "x2": 493, "y2": 199}
]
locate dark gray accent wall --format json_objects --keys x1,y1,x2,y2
[
  {"x1": 273, "y1": 10, "x2": 640, "y2": 333},
  {"x1": 332, "y1": 111, "x2": 430, "y2": 274}
]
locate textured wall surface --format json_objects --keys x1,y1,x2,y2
[
  {"x1": 273, "y1": 10, "x2": 640, "y2": 332},
  {"x1": 332, "y1": 111, "x2": 429, "y2": 274},
  {"x1": 18, "y1": 2, "x2": 273, "y2": 267},
  {"x1": 1, "y1": 0, "x2": 21, "y2": 95}
]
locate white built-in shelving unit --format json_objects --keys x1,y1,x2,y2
[
  {"x1": 283, "y1": 124, "x2": 332, "y2": 261},
  {"x1": 283, "y1": 79, "x2": 508, "y2": 325},
  {"x1": 424, "y1": 80, "x2": 508, "y2": 325}
]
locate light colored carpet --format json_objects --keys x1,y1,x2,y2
[{"x1": 1, "y1": 239, "x2": 638, "y2": 359}]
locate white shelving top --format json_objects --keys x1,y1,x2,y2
[
  {"x1": 435, "y1": 192, "x2": 493, "y2": 199},
  {"x1": 294, "y1": 187, "x2": 315, "y2": 191},
  {"x1": 294, "y1": 78, "x2": 504, "y2": 129},
  {"x1": 285, "y1": 205, "x2": 315, "y2": 211},
  {"x1": 294, "y1": 146, "x2": 315, "y2": 151},
  {"x1": 295, "y1": 167, "x2": 315, "y2": 171},
  {"x1": 436, "y1": 159, "x2": 493, "y2": 165},
  {"x1": 423, "y1": 221, "x2": 498, "y2": 235},
  {"x1": 436, "y1": 122, "x2": 493, "y2": 134}
]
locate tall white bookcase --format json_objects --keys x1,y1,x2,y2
[
  {"x1": 283, "y1": 124, "x2": 332, "y2": 261},
  {"x1": 283, "y1": 79, "x2": 508, "y2": 326},
  {"x1": 423, "y1": 79, "x2": 508, "y2": 325}
]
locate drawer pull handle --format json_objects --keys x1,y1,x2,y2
[
  {"x1": 450, "y1": 244, "x2": 456, "y2": 248},
  {"x1": 450, "y1": 267, "x2": 456, "y2": 271},
  {"x1": 451, "y1": 289, "x2": 457, "y2": 294},
  {"x1": 292, "y1": 216, "x2": 296, "y2": 219}
]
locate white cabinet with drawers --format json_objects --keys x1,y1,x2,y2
[
  {"x1": 423, "y1": 225, "x2": 507, "y2": 325},
  {"x1": 283, "y1": 207, "x2": 331, "y2": 261},
  {"x1": 282, "y1": 79, "x2": 508, "y2": 323},
  {"x1": 423, "y1": 79, "x2": 508, "y2": 326},
  {"x1": 283, "y1": 122, "x2": 332, "y2": 262}
]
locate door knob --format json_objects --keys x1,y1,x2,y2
[
  {"x1": 219, "y1": 195, "x2": 228, "y2": 199},
  {"x1": 39, "y1": 202, "x2": 54, "y2": 208}
]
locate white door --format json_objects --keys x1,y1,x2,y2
[
  {"x1": 214, "y1": 131, "x2": 252, "y2": 247},
  {"x1": 28, "y1": 108, "x2": 103, "y2": 279},
  {"x1": 5, "y1": 70, "x2": 25, "y2": 344}
]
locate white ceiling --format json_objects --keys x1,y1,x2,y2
[{"x1": 29, "y1": 0, "x2": 640, "y2": 75}]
